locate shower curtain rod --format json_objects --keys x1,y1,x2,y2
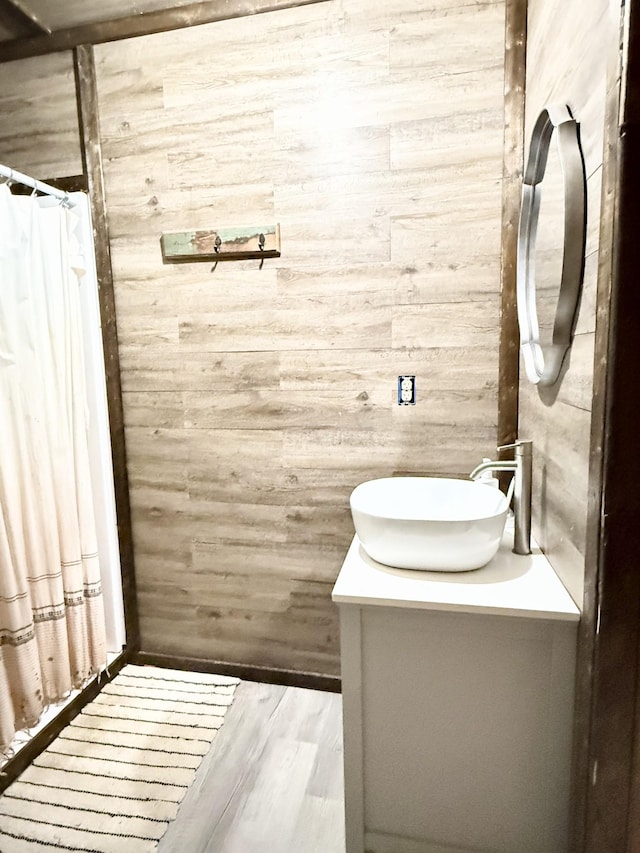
[{"x1": 0, "y1": 163, "x2": 74, "y2": 206}]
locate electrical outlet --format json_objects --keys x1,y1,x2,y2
[{"x1": 398, "y1": 375, "x2": 416, "y2": 406}]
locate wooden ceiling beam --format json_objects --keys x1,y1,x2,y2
[
  {"x1": 0, "y1": 0, "x2": 50, "y2": 37},
  {"x1": 0, "y1": 0, "x2": 330, "y2": 63}
]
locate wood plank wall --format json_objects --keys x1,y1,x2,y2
[
  {"x1": 0, "y1": 52, "x2": 82, "y2": 176},
  {"x1": 93, "y1": 0, "x2": 507, "y2": 675},
  {"x1": 520, "y1": 0, "x2": 616, "y2": 606}
]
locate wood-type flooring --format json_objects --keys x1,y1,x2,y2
[{"x1": 156, "y1": 680, "x2": 345, "y2": 853}]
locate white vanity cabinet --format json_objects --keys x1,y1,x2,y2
[{"x1": 332, "y1": 531, "x2": 580, "y2": 853}]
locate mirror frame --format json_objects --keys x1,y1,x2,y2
[{"x1": 516, "y1": 103, "x2": 587, "y2": 386}]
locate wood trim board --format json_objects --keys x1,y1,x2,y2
[
  {"x1": 73, "y1": 44, "x2": 140, "y2": 654},
  {"x1": 134, "y1": 651, "x2": 341, "y2": 694},
  {"x1": 498, "y1": 0, "x2": 526, "y2": 462},
  {"x1": 0, "y1": 0, "x2": 332, "y2": 62},
  {"x1": 572, "y1": 1, "x2": 640, "y2": 850},
  {"x1": 570, "y1": 47, "x2": 622, "y2": 853}
]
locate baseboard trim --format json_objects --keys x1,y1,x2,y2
[
  {"x1": 0, "y1": 647, "x2": 130, "y2": 794},
  {"x1": 134, "y1": 651, "x2": 341, "y2": 694},
  {"x1": 365, "y1": 830, "x2": 481, "y2": 853}
]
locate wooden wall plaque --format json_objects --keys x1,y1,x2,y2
[{"x1": 161, "y1": 224, "x2": 281, "y2": 262}]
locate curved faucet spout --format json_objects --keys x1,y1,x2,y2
[
  {"x1": 469, "y1": 440, "x2": 532, "y2": 556},
  {"x1": 469, "y1": 460, "x2": 517, "y2": 480}
]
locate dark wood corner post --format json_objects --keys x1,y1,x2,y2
[
  {"x1": 571, "y1": 2, "x2": 640, "y2": 850},
  {"x1": 73, "y1": 44, "x2": 140, "y2": 654},
  {"x1": 499, "y1": 0, "x2": 527, "y2": 452}
]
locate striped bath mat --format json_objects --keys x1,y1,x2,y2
[{"x1": 0, "y1": 664, "x2": 239, "y2": 852}]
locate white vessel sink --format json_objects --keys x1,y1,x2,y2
[{"x1": 350, "y1": 477, "x2": 509, "y2": 571}]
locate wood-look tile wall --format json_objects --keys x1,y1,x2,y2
[
  {"x1": 92, "y1": 0, "x2": 506, "y2": 674},
  {"x1": 0, "y1": 52, "x2": 82, "y2": 177},
  {"x1": 521, "y1": 0, "x2": 615, "y2": 606}
]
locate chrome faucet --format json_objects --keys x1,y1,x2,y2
[{"x1": 469, "y1": 440, "x2": 532, "y2": 556}]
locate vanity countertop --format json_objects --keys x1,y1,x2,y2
[{"x1": 332, "y1": 524, "x2": 580, "y2": 622}]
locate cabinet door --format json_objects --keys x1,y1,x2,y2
[{"x1": 342, "y1": 605, "x2": 576, "y2": 853}]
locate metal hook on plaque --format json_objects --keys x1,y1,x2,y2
[{"x1": 210, "y1": 235, "x2": 222, "y2": 272}]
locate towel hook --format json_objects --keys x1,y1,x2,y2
[{"x1": 210, "y1": 236, "x2": 222, "y2": 272}]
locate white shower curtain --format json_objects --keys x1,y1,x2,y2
[{"x1": 0, "y1": 183, "x2": 107, "y2": 754}]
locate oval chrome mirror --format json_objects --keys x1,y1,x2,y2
[{"x1": 516, "y1": 104, "x2": 587, "y2": 386}]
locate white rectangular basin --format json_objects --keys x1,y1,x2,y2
[{"x1": 350, "y1": 477, "x2": 509, "y2": 571}]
